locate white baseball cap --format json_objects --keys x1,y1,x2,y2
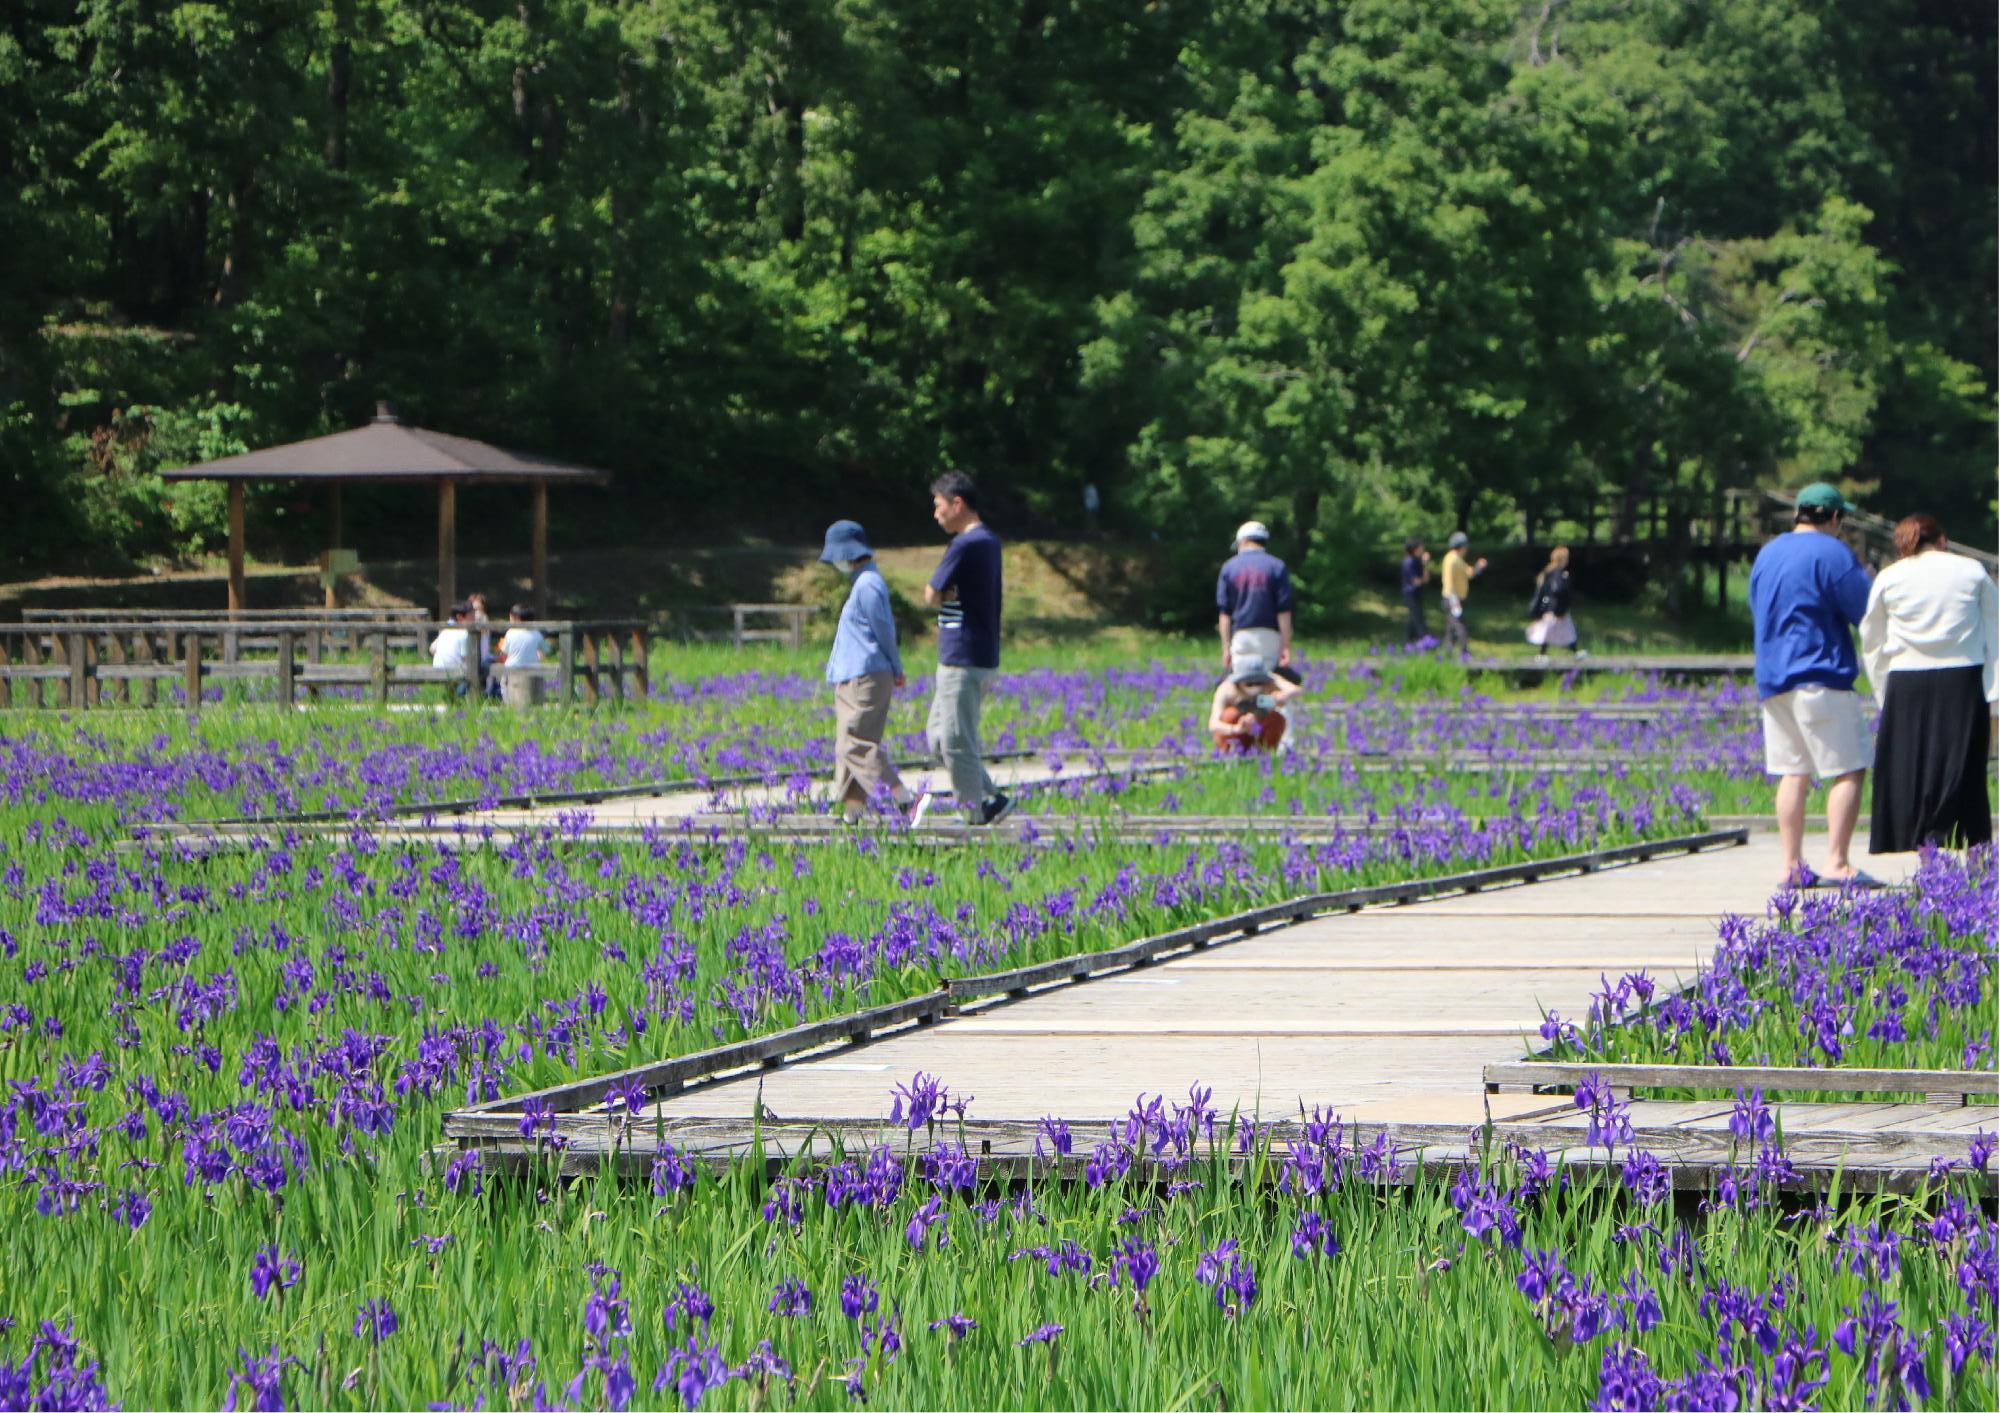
[{"x1": 1232, "y1": 521, "x2": 1271, "y2": 547}]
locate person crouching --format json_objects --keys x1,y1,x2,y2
[
  {"x1": 821, "y1": 520, "x2": 917, "y2": 822},
  {"x1": 1209, "y1": 654, "x2": 1301, "y2": 753}
]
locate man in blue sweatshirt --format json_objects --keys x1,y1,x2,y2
[
  {"x1": 923, "y1": 472, "x2": 1011, "y2": 826},
  {"x1": 1748, "y1": 482, "x2": 1877, "y2": 887}
]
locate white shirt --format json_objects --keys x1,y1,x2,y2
[
  {"x1": 429, "y1": 627, "x2": 471, "y2": 672},
  {"x1": 1859, "y1": 550, "x2": 1999, "y2": 704},
  {"x1": 500, "y1": 626, "x2": 545, "y2": 667}
]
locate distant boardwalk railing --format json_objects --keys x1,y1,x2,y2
[
  {"x1": 1461, "y1": 654, "x2": 1754, "y2": 679},
  {"x1": 0, "y1": 618, "x2": 647, "y2": 710}
]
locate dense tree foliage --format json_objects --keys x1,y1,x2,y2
[{"x1": 2, "y1": 0, "x2": 1990, "y2": 594}]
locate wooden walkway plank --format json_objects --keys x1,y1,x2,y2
[{"x1": 443, "y1": 829, "x2": 1992, "y2": 1194}]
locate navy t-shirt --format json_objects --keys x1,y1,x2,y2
[
  {"x1": 1400, "y1": 554, "x2": 1425, "y2": 596},
  {"x1": 1215, "y1": 549, "x2": 1294, "y2": 630},
  {"x1": 1748, "y1": 531, "x2": 1871, "y2": 699},
  {"x1": 930, "y1": 525, "x2": 1003, "y2": 669}
]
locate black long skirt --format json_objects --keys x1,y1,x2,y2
[{"x1": 1869, "y1": 665, "x2": 1993, "y2": 853}]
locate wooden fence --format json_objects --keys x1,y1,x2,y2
[
  {"x1": 0, "y1": 618, "x2": 648, "y2": 711},
  {"x1": 21, "y1": 606, "x2": 430, "y2": 623}
]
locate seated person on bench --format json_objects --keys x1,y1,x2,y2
[
  {"x1": 490, "y1": 603, "x2": 545, "y2": 699},
  {"x1": 430, "y1": 601, "x2": 474, "y2": 696}
]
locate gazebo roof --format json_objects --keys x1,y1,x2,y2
[{"x1": 160, "y1": 403, "x2": 611, "y2": 485}]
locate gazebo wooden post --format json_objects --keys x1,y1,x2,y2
[
  {"x1": 437, "y1": 478, "x2": 457, "y2": 617},
  {"x1": 325, "y1": 484, "x2": 344, "y2": 609},
  {"x1": 227, "y1": 482, "x2": 246, "y2": 615},
  {"x1": 531, "y1": 479, "x2": 549, "y2": 618}
]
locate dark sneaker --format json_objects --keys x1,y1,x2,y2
[{"x1": 976, "y1": 792, "x2": 1014, "y2": 826}]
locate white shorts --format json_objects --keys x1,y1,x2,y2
[
  {"x1": 1761, "y1": 685, "x2": 1873, "y2": 779},
  {"x1": 1229, "y1": 627, "x2": 1281, "y2": 669}
]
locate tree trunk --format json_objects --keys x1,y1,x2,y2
[
  {"x1": 214, "y1": 180, "x2": 254, "y2": 307},
  {"x1": 1614, "y1": 441, "x2": 1652, "y2": 544},
  {"x1": 608, "y1": 57, "x2": 637, "y2": 343},
  {"x1": 1292, "y1": 485, "x2": 1322, "y2": 545},
  {"x1": 326, "y1": 0, "x2": 353, "y2": 171}
]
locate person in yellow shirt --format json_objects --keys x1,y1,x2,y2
[{"x1": 1438, "y1": 531, "x2": 1488, "y2": 651}]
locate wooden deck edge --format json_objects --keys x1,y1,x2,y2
[
  {"x1": 1484, "y1": 1061, "x2": 1999, "y2": 1098},
  {"x1": 436, "y1": 1111, "x2": 1993, "y2": 1197}
]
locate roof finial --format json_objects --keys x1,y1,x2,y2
[{"x1": 372, "y1": 400, "x2": 405, "y2": 425}]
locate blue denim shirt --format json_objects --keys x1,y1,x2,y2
[{"x1": 825, "y1": 564, "x2": 903, "y2": 684}]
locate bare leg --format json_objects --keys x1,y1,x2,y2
[
  {"x1": 1822, "y1": 769, "x2": 1864, "y2": 879},
  {"x1": 1774, "y1": 774, "x2": 1811, "y2": 884}
]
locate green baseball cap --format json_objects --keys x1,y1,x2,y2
[{"x1": 1795, "y1": 482, "x2": 1856, "y2": 513}]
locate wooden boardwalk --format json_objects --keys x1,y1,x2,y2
[{"x1": 444, "y1": 830, "x2": 1996, "y2": 1191}]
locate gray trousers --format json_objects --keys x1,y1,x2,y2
[
  {"x1": 832, "y1": 671, "x2": 904, "y2": 806},
  {"x1": 926, "y1": 665, "x2": 995, "y2": 807}
]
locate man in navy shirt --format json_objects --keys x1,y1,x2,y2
[
  {"x1": 1400, "y1": 537, "x2": 1431, "y2": 643},
  {"x1": 1748, "y1": 482, "x2": 1877, "y2": 888},
  {"x1": 1216, "y1": 521, "x2": 1294, "y2": 674},
  {"x1": 922, "y1": 472, "x2": 1011, "y2": 825}
]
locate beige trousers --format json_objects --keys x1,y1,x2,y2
[{"x1": 833, "y1": 671, "x2": 905, "y2": 806}]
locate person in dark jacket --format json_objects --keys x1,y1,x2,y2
[
  {"x1": 1525, "y1": 546, "x2": 1582, "y2": 658},
  {"x1": 1400, "y1": 537, "x2": 1431, "y2": 643}
]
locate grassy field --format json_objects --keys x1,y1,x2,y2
[{"x1": 0, "y1": 659, "x2": 1990, "y2": 1410}]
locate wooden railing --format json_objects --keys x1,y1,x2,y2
[
  {"x1": 1527, "y1": 488, "x2": 1997, "y2": 574},
  {"x1": 21, "y1": 606, "x2": 430, "y2": 623},
  {"x1": 0, "y1": 619, "x2": 648, "y2": 711},
  {"x1": 699, "y1": 602, "x2": 819, "y2": 650}
]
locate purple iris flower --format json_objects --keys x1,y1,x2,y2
[
  {"x1": 887, "y1": 1072, "x2": 949, "y2": 1131},
  {"x1": 221, "y1": 1346, "x2": 298, "y2": 1412},
  {"x1": 1115, "y1": 1238, "x2": 1161, "y2": 1293},
  {"x1": 663, "y1": 1277, "x2": 715, "y2": 1333},
  {"x1": 904, "y1": 1196, "x2": 948, "y2": 1252},
  {"x1": 928, "y1": 1313, "x2": 978, "y2": 1341},
  {"x1": 839, "y1": 1273, "x2": 879, "y2": 1321},
  {"x1": 248, "y1": 1246, "x2": 302, "y2": 1301},
  {"x1": 353, "y1": 1298, "x2": 397, "y2": 1343},
  {"x1": 1728, "y1": 1087, "x2": 1775, "y2": 1144},
  {"x1": 1291, "y1": 1212, "x2": 1341, "y2": 1260},
  {"x1": 769, "y1": 1277, "x2": 813, "y2": 1317},
  {"x1": 653, "y1": 1335, "x2": 729, "y2": 1410},
  {"x1": 651, "y1": 1146, "x2": 695, "y2": 1195}
]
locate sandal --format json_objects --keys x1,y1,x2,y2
[{"x1": 1802, "y1": 869, "x2": 1888, "y2": 890}]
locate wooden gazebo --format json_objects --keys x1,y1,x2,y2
[{"x1": 161, "y1": 402, "x2": 610, "y2": 617}]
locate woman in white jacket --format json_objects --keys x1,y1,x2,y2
[{"x1": 1859, "y1": 513, "x2": 1997, "y2": 853}]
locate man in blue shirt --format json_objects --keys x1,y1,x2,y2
[
  {"x1": 1748, "y1": 482, "x2": 1877, "y2": 887},
  {"x1": 820, "y1": 520, "x2": 916, "y2": 823},
  {"x1": 922, "y1": 472, "x2": 1010, "y2": 825},
  {"x1": 1216, "y1": 521, "x2": 1294, "y2": 674}
]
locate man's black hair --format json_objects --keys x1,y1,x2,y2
[
  {"x1": 1795, "y1": 504, "x2": 1840, "y2": 526},
  {"x1": 1404, "y1": 536, "x2": 1423, "y2": 552},
  {"x1": 929, "y1": 471, "x2": 979, "y2": 510},
  {"x1": 510, "y1": 603, "x2": 531, "y2": 619}
]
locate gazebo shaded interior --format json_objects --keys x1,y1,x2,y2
[{"x1": 160, "y1": 402, "x2": 610, "y2": 617}]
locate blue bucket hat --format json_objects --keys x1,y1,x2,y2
[{"x1": 819, "y1": 520, "x2": 873, "y2": 564}]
